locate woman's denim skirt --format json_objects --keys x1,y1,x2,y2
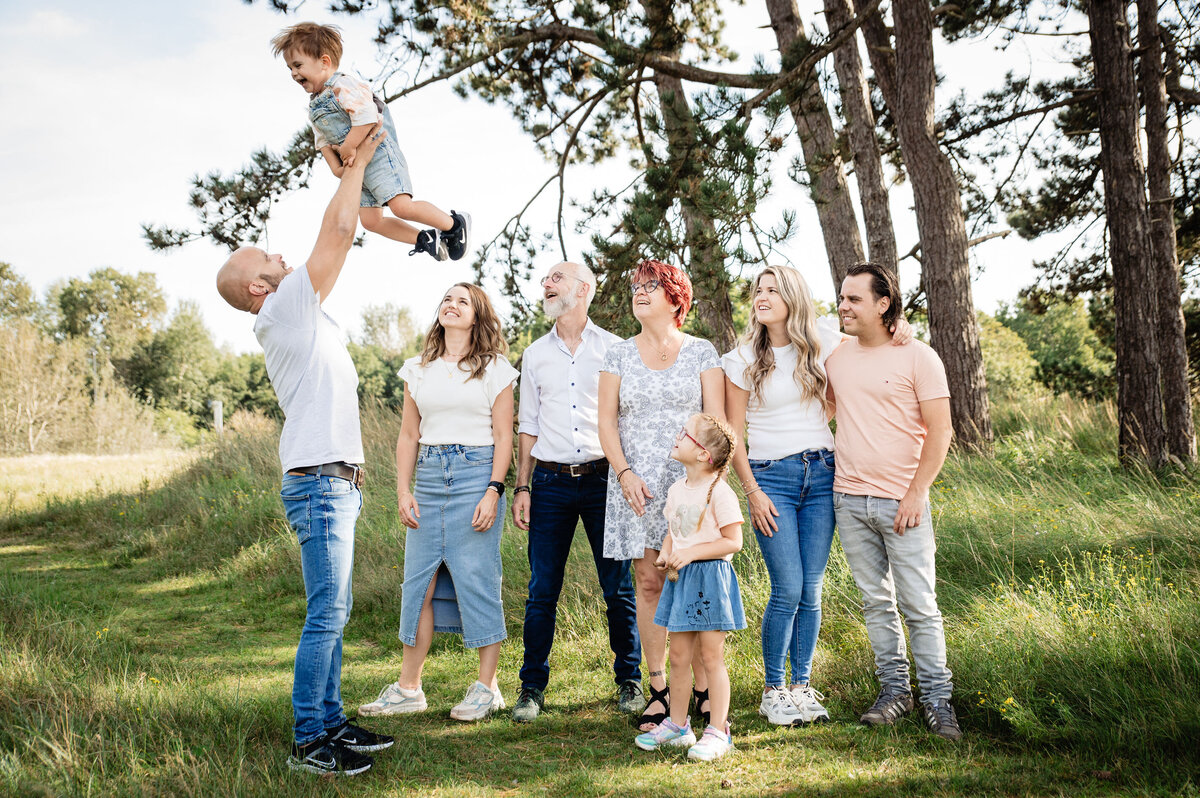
[{"x1": 398, "y1": 444, "x2": 507, "y2": 649}]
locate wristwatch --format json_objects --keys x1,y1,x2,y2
[{"x1": 487, "y1": 481, "x2": 505, "y2": 494}]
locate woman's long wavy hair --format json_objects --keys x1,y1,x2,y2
[
  {"x1": 737, "y1": 265, "x2": 830, "y2": 416},
  {"x1": 419, "y1": 282, "x2": 508, "y2": 381}
]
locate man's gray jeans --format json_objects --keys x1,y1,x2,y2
[{"x1": 834, "y1": 491, "x2": 953, "y2": 706}]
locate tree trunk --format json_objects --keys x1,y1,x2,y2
[
  {"x1": 645, "y1": 0, "x2": 736, "y2": 352},
  {"x1": 890, "y1": 0, "x2": 993, "y2": 449},
  {"x1": 859, "y1": 5, "x2": 899, "y2": 112},
  {"x1": 1137, "y1": 0, "x2": 1196, "y2": 463},
  {"x1": 764, "y1": 0, "x2": 865, "y2": 289},
  {"x1": 1087, "y1": 0, "x2": 1168, "y2": 468},
  {"x1": 826, "y1": 0, "x2": 899, "y2": 275}
]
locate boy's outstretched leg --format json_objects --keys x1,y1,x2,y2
[
  {"x1": 385, "y1": 195, "x2": 457, "y2": 261},
  {"x1": 360, "y1": 207, "x2": 420, "y2": 245},
  {"x1": 441, "y1": 210, "x2": 472, "y2": 262}
]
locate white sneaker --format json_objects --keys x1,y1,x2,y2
[
  {"x1": 759, "y1": 686, "x2": 803, "y2": 726},
  {"x1": 358, "y1": 681, "x2": 427, "y2": 717},
  {"x1": 687, "y1": 725, "x2": 733, "y2": 761},
  {"x1": 450, "y1": 681, "x2": 505, "y2": 721},
  {"x1": 789, "y1": 684, "x2": 831, "y2": 724}
]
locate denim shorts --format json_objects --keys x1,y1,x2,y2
[
  {"x1": 309, "y1": 90, "x2": 413, "y2": 207},
  {"x1": 398, "y1": 444, "x2": 506, "y2": 649},
  {"x1": 653, "y1": 559, "x2": 746, "y2": 633}
]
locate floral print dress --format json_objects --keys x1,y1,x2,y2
[{"x1": 601, "y1": 335, "x2": 721, "y2": 560}]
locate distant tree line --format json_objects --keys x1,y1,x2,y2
[{"x1": 0, "y1": 262, "x2": 421, "y2": 454}]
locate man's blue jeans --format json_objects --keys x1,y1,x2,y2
[
  {"x1": 519, "y1": 465, "x2": 640, "y2": 692},
  {"x1": 281, "y1": 473, "x2": 360, "y2": 744},
  {"x1": 750, "y1": 449, "x2": 836, "y2": 687},
  {"x1": 834, "y1": 491, "x2": 953, "y2": 706}
]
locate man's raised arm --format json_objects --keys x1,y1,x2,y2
[{"x1": 306, "y1": 124, "x2": 385, "y2": 302}]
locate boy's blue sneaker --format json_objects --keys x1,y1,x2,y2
[
  {"x1": 410, "y1": 228, "x2": 449, "y2": 261},
  {"x1": 634, "y1": 718, "x2": 696, "y2": 751},
  {"x1": 441, "y1": 211, "x2": 472, "y2": 261}
]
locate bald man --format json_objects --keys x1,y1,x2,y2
[{"x1": 217, "y1": 126, "x2": 393, "y2": 777}]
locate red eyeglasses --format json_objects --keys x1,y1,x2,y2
[{"x1": 676, "y1": 426, "x2": 713, "y2": 464}]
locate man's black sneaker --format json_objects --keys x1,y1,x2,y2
[
  {"x1": 441, "y1": 210, "x2": 472, "y2": 261},
  {"x1": 287, "y1": 735, "x2": 373, "y2": 776},
  {"x1": 512, "y1": 686, "x2": 545, "y2": 723},
  {"x1": 860, "y1": 689, "x2": 915, "y2": 726},
  {"x1": 410, "y1": 228, "x2": 449, "y2": 261},
  {"x1": 922, "y1": 699, "x2": 964, "y2": 741},
  {"x1": 617, "y1": 679, "x2": 647, "y2": 714},
  {"x1": 327, "y1": 721, "x2": 395, "y2": 752}
]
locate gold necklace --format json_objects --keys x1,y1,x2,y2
[{"x1": 644, "y1": 333, "x2": 676, "y2": 361}]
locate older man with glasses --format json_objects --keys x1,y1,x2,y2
[{"x1": 510, "y1": 261, "x2": 644, "y2": 722}]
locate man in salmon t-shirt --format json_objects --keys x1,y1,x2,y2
[{"x1": 824, "y1": 262, "x2": 961, "y2": 742}]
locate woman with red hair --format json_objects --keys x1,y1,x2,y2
[{"x1": 598, "y1": 259, "x2": 725, "y2": 731}]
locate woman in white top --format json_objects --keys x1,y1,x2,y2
[
  {"x1": 359, "y1": 283, "x2": 518, "y2": 723},
  {"x1": 725, "y1": 264, "x2": 908, "y2": 727}
]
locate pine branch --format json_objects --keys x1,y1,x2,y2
[{"x1": 741, "y1": 0, "x2": 886, "y2": 116}]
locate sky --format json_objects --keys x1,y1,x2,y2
[{"x1": 0, "y1": 1, "x2": 1073, "y2": 353}]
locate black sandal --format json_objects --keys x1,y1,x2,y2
[
  {"x1": 693, "y1": 687, "x2": 711, "y2": 728},
  {"x1": 637, "y1": 682, "x2": 670, "y2": 730}
]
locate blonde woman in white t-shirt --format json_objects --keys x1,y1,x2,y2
[
  {"x1": 724, "y1": 265, "x2": 909, "y2": 728},
  {"x1": 359, "y1": 283, "x2": 518, "y2": 723}
]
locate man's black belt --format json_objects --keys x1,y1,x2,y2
[
  {"x1": 287, "y1": 461, "x2": 364, "y2": 487},
  {"x1": 536, "y1": 458, "x2": 608, "y2": 477}
]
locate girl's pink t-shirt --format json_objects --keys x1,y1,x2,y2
[{"x1": 663, "y1": 477, "x2": 743, "y2": 562}]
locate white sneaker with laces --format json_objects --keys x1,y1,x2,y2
[
  {"x1": 759, "y1": 686, "x2": 803, "y2": 725},
  {"x1": 789, "y1": 684, "x2": 831, "y2": 724},
  {"x1": 358, "y1": 681, "x2": 427, "y2": 717},
  {"x1": 450, "y1": 681, "x2": 505, "y2": 721}
]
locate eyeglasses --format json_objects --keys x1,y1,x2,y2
[
  {"x1": 542, "y1": 271, "x2": 582, "y2": 285},
  {"x1": 630, "y1": 279, "x2": 660, "y2": 295},
  {"x1": 676, "y1": 426, "x2": 713, "y2": 463}
]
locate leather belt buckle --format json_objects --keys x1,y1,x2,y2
[{"x1": 568, "y1": 463, "x2": 584, "y2": 478}]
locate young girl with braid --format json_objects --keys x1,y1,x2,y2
[{"x1": 634, "y1": 414, "x2": 745, "y2": 761}]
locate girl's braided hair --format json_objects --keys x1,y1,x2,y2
[{"x1": 689, "y1": 413, "x2": 737, "y2": 536}]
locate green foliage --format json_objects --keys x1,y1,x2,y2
[
  {"x1": 998, "y1": 297, "x2": 1115, "y2": 398},
  {"x1": 977, "y1": 311, "x2": 1043, "y2": 403},
  {"x1": 55, "y1": 267, "x2": 167, "y2": 362},
  {"x1": 126, "y1": 301, "x2": 222, "y2": 418},
  {"x1": 0, "y1": 262, "x2": 37, "y2": 323},
  {"x1": 2, "y1": 397, "x2": 1199, "y2": 794},
  {"x1": 143, "y1": 128, "x2": 318, "y2": 252}
]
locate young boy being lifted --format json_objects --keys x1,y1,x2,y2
[{"x1": 271, "y1": 22, "x2": 470, "y2": 261}]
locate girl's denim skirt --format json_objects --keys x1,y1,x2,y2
[
  {"x1": 398, "y1": 444, "x2": 506, "y2": 649},
  {"x1": 654, "y1": 559, "x2": 746, "y2": 633}
]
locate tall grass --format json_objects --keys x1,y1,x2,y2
[{"x1": 1, "y1": 396, "x2": 1198, "y2": 795}]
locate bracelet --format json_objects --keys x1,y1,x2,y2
[
  {"x1": 745, "y1": 487, "x2": 763, "y2": 497},
  {"x1": 616, "y1": 467, "x2": 633, "y2": 482},
  {"x1": 514, "y1": 485, "x2": 531, "y2": 495},
  {"x1": 487, "y1": 481, "x2": 505, "y2": 494}
]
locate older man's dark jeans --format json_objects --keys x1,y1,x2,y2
[{"x1": 519, "y1": 466, "x2": 640, "y2": 692}]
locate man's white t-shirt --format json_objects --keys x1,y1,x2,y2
[{"x1": 254, "y1": 265, "x2": 364, "y2": 472}]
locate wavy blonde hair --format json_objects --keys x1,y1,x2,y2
[
  {"x1": 737, "y1": 265, "x2": 830, "y2": 416},
  {"x1": 419, "y1": 283, "x2": 508, "y2": 381}
]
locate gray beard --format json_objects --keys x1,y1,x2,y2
[{"x1": 543, "y1": 293, "x2": 577, "y2": 319}]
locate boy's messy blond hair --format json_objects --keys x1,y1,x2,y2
[{"x1": 271, "y1": 22, "x2": 343, "y2": 67}]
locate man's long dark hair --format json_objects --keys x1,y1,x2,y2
[{"x1": 845, "y1": 262, "x2": 901, "y2": 331}]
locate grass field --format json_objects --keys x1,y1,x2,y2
[{"x1": 1, "y1": 399, "x2": 1198, "y2": 796}]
